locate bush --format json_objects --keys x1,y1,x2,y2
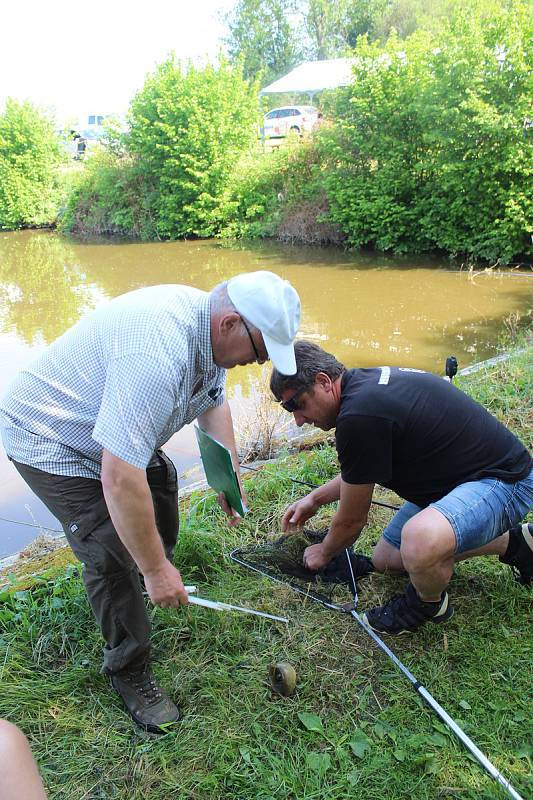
[
  {"x1": 126, "y1": 56, "x2": 260, "y2": 238},
  {"x1": 219, "y1": 135, "x2": 341, "y2": 243},
  {"x1": 60, "y1": 150, "x2": 158, "y2": 239},
  {"x1": 0, "y1": 99, "x2": 65, "y2": 229},
  {"x1": 322, "y1": 0, "x2": 533, "y2": 262}
]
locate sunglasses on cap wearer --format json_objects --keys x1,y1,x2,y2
[
  {"x1": 241, "y1": 316, "x2": 265, "y2": 364},
  {"x1": 279, "y1": 384, "x2": 310, "y2": 413}
]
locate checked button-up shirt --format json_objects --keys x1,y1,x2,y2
[{"x1": 0, "y1": 285, "x2": 226, "y2": 478}]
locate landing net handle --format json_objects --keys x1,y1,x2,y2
[
  {"x1": 346, "y1": 551, "x2": 524, "y2": 800},
  {"x1": 229, "y1": 548, "x2": 524, "y2": 800},
  {"x1": 349, "y1": 609, "x2": 523, "y2": 800}
]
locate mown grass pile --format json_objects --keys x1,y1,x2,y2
[{"x1": 0, "y1": 343, "x2": 531, "y2": 799}]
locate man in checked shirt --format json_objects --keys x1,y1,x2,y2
[{"x1": 0, "y1": 271, "x2": 300, "y2": 733}]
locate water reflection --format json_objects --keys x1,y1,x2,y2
[
  {"x1": 1, "y1": 232, "x2": 531, "y2": 377},
  {"x1": 0, "y1": 231, "x2": 98, "y2": 345},
  {"x1": 0, "y1": 231, "x2": 531, "y2": 556}
]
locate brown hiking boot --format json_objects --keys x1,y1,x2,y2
[{"x1": 111, "y1": 664, "x2": 181, "y2": 733}]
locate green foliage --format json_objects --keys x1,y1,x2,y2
[
  {"x1": 62, "y1": 58, "x2": 260, "y2": 240},
  {"x1": 457, "y1": 341, "x2": 533, "y2": 450},
  {"x1": 126, "y1": 57, "x2": 260, "y2": 239},
  {"x1": 0, "y1": 99, "x2": 65, "y2": 229},
  {"x1": 225, "y1": 0, "x2": 459, "y2": 73},
  {"x1": 303, "y1": 0, "x2": 355, "y2": 58},
  {"x1": 223, "y1": 0, "x2": 292, "y2": 73},
  {"x1": 219, "y1": 137, "x2": 327, "y2": 238},
  {"x1": 225, "y1": 0, "x2": 302, "y2": 83},
  {"x1": 371, "y1": 0, "x2": 458, "y2": 41},
  {"x1": 54, "y1": 0, "x2": 533, "y2": 261},
  {"x1": 304, "y1": 0, "x2": 391, "y2": 53},
  {"x1": 219, "y1": 145, "x2": 296, "y2": 238},
  {"x1": 60, "y1": 149, "x2": 158, "y2": 239},
  {"x1": 321, "y1": 0, "x2": 533, "y2": 262}
]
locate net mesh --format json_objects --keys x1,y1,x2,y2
[{"x1": 231, "y1": 529, "x2": 374, "y2": 606}]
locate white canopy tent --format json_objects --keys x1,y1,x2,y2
[{"x1": 260, "y1": 58, "x2": 357, "y2": 100}]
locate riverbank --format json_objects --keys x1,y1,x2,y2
[{"x1": 0, "y1": 339, "x2": 531, "y2": 799}]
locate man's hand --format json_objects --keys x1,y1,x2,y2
[
  {"x1": 217, "y1": 491, "x2": 244, "y2": 526},
  {"x1": 143, "y1": 560, "x2": 189, "y2": 608},
  {"x1": 303, "y1": 543, "x2": 331, "y2": 572},
  {"x1": 282, "y1": 494, "x2": 320, "y2": 532},
  {"x1": 198, "y1": 403, "x2": 247, "y2": 525}
]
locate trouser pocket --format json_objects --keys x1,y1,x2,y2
[
  {"x1": 147, "y1": 449, "x2": 179, "y2": 561},
  {"x1": 12, "y1": 460, "x2": 151, "y2": 672}
]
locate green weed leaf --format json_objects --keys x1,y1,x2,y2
[
  {"x1": 424, "y1": 755, "x2": 439, "y2": 774},
  {"x1": 298, "y1": 712, "x2": 324, "y2": 735},
  {"x1": 429, "y1": 733, "x2": 447, "y2": 748},
  {"x1": 516, "y1": 743, "x2": 532, "y2": 759},
  {"x1": 349, "y1": 731, "x2": 371, "y2": 759},
  {"x1": 373, "y1": 722, "x2": 386, "y2": 739},
  {"x1": 347, "y1": 770, "x2": 360, "y2": 787},
  {"x1": 306, "y1": 751, "x2": 331, "y2": 774}
]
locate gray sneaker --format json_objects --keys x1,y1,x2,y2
[{"x1": 111, "y1": 664, "x2": 181, "y2": 733}]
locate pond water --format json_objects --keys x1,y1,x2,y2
[{"x1": 0, "y1": 230, "x2": 531, "y2": 557}]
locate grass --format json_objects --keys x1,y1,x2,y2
[{"x1": 0, "y1": 342, "x2": 532, "y2": 800}]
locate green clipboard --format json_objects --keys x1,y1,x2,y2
[{"x1": 194, "y1": 426, "x2": 247, "y2": 516}]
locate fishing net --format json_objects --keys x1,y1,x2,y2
[{"x1": 231, "y1": 529, "x2": 374, "y2": 607}]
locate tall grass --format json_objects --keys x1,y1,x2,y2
[{"x1": 0, "y1": 345, "x2": 531, "y2": 799}]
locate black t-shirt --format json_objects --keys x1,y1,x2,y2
[{"x1": 336, "y1": 367, "x2": 531, "y2": 507}]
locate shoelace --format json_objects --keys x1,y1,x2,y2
[
  {"x1": 377, "y1": 591, "x2": 433, "y2": 628},
  {"x1": 381, "y1": 592, "x2": 410, "y2": 618},
  {"x1": 129, "y1": 670, "x2": 164, "y2": 704}
]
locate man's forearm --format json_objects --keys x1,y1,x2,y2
[
  {"x1": 319, "y1": 481, "x2": 373, "y2": 560},
  {"x1": 303, "y1": 481, "x2": 373, "y2": 572},
  {"x1": 101, "y1": 452, "x2": 166, "y2": 576},
  {"x1": 309, "y1": 474, "x2": 342, "y2": 507},
  {"x1": 320, "y1": 517, "x2": 365, "y2": 561}
]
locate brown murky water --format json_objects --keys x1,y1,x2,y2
[{"x1": 0, "y1": 230, "x2": 531, "y2": 555}]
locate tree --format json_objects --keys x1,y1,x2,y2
[
  {"x1": 371, "y1": 0, "x2": 458, "y2": 41},
  {"x1": 225, "y1": 0, "x2": 301, "y2": 83},
  {"x1": 0, "y1": 99, "x2": 64, "y2": 229},
  {"x1": 303, "y1": 0, "x2": 347, "y2": 59},
  {"x1": 322, "y1": 0, "x2": 533, "y2": 261},
  {"x1": 127, "y1": 57, "x2": 260, "y2": 238}
]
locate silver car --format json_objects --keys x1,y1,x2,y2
[{"x1": 263, "y1": 105, "x2": 319, "y2": 139}]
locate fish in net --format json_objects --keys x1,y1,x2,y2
[{"x1": 231, "y1": 529, "x2": 374, "y2": 606}]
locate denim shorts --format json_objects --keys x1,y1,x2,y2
[{"x1": 382, "y1": 466, "x2": 533, "y2": 554}]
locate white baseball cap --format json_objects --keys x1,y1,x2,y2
[{"x1": 227, "y1": 271, "x2": 301, "y2": 375}]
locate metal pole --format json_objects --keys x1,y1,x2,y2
[
  {"x1": 238, "y1": 464, "x2": 400, "y2": 511},
  {"x1": 349, "y1": 610, "x2": 523, "y2": 800},
  {"x1": 343, "y1": 552, "x2": 523, "y2": 800}
]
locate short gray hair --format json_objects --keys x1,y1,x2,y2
[
  {"x1": 210, "y1": 281, "x2": 234, "y2": 315},
  {"x1": 210, "y1": 281, "x2": 259, "y2": 338},
  {"x1": 270, "y1": 341, "x2": 345, "y2": 400}
]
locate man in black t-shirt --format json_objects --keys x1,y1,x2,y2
[{"x1": 271, "y1": 342, "x2": 533, "y2": 635}]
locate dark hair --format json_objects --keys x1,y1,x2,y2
[{"x1": 270, "y1": 340, "x2": 345, "y2": 400}]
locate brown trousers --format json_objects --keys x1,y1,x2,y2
[{"x1": 13, "y1": 452, "x2": 179, "y2": 673}]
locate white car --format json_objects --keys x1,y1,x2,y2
[{"x1": 263, "y1": 106, "x2": 319, "y2": 139}]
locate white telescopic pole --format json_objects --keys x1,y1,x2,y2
[
  {"x1": 343, "y1": 554, "x2": 523, "y2": 800},
  {"x1": 351, "y1": 610, "x2": 523, "y2": 800}
]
